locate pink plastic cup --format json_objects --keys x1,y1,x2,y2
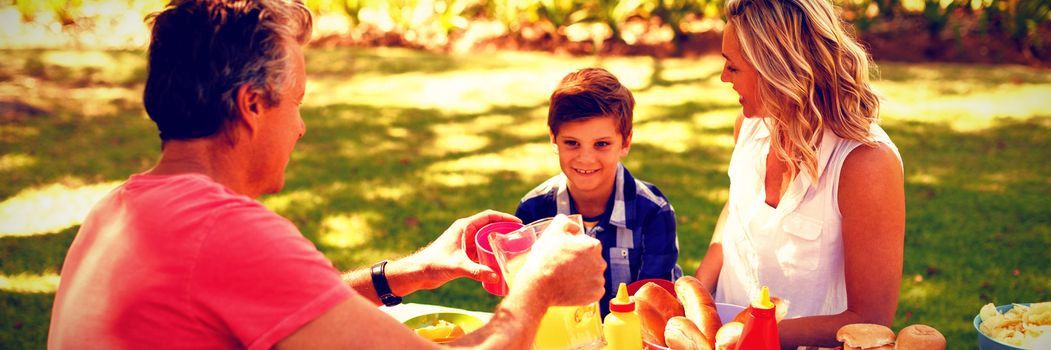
[{"x1": 474, "y1": 221, "x2": 524, "y2": 296}]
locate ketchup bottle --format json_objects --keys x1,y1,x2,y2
[{"x1": 735, "y1": 286, "x2": 780, "y2": 350}]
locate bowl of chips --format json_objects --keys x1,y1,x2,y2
[{"x1": 974, "y1": 302, "x2": 1051, "y2": 350}]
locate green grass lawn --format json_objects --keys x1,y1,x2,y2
[{"x1": 1, "y1": 47, "x2": 1049, "y2": 348}]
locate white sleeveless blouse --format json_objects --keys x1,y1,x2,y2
[{"x1": 715, "y1": 117, "x2": 902, "y2": 318}]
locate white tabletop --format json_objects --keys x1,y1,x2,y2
[{"x1": 379, "y1": 302, "x2": 494, "y2": 323}]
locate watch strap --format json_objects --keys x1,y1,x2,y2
[{"x1": 370, "y1": 260, "x2": 402, "y2": 306}]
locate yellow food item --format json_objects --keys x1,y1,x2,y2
[
  {"x1": 714, "y1": 321, "x2": 744, "y2": 350},
  {"x1": 1026, "y1": 302, "x2": 1051, "y2": 325},
  {"x1": 981, "y1": 303, "x2": 1000, "y2": 322},
  {"x1": 414, "y1": 319, "x2": 466, "y2": 342}
]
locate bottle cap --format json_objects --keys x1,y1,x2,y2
[
  {"x1": 752, "y1": 286, "x2": 775, "y2": 309},
  {"x1": 609, "y1": 283, "x2": 635, "y2": 313}
]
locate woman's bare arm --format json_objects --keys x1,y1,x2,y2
[{"x1": 777, "y1": 143, "x2": 905, "y2": 349}]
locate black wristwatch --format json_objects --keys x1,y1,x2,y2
[{"x1": 370, "y1": 260, "x2": 402, "y2": 306}]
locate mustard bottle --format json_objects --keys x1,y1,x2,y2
[{"x1": 603, "y1": 283, "x2": 643, "y2": 350}]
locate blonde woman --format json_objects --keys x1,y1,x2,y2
[{"x1": 693, "y1": 0, "x2": 905, "y2": 347}]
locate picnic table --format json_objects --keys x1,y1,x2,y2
[{"x1": 380, "y1": 303, "x2": 839, "y2": 350}]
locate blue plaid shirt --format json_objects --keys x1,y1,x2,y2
[{"x1": 515, "y1": 163, "x2": 682, "y2": 316}]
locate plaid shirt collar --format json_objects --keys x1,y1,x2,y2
[{"x1": 555, "y1": 163, "x2": 633, "y2": 229}]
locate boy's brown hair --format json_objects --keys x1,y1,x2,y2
[{"x1": 548, "y1": 68, "x2": 634, "y2": 141}]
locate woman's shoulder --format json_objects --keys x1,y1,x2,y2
[
  {"x1": 842, "y1": 122, "x2": 902, "y2": 171},
  {"x1": 830, "y1": 122, "x2": 902, "y2": 173},
  {"x1": 837, "y1": 141, "x2": 904, "y2": 204},
  {"x1": 843, "y1": 142, "x2": 902, "y2": 178}
]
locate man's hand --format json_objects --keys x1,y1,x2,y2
[
  {"x1": 514, "y1": 214, "x2": 606, "y2": 307},
  {"x1": 389, "y1": 210, "x2": 520, "y2": 295}
]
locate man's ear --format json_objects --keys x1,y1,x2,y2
[
  {"x1": 235, "y1": 84, "x2": 263, "y2": 137},
  {"x1": 620, "y1": 130, "x2": 633, "y2": 157},
  {"x1": 549, "y1": 131, "x2": 558, "y2": 154}
]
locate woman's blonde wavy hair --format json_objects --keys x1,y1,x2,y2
[{"x1": 725, "y1": 0, "x2": 880, "y2": 181}]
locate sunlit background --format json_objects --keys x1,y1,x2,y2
[{"x1": 2, "y1": 0, "x2": 1050, "y2": 348}]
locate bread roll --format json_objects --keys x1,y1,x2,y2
[
  {"x1": 664, "y1": 316, "x2": 713, "y2": 350},
  {"x1": 836, "y1": 323, "x2": 895, "y2": 349},
  {"x1": 896, "y1": 324, "x2": 946, "y2": 350},
  {"x1": 635, "y1": 282, "x2": 684, "y2": 346},
  {"x1": 714, "y1": 321, "x2": 743, "y2": 350},
  {"x1": 674, "y1": 276, "x2": 721, "y2": 347}
]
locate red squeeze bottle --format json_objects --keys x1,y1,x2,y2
[{"x1": 735, "y1": 286, "x2": 780, "y2": 350}]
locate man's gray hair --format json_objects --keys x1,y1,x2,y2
[{"x1": 143, "y1": 0, "x2": 313, "y2": 141}]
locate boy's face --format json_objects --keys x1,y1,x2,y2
[{"x1": 552, "y1": 116, "x2": 631, "y2": 199}]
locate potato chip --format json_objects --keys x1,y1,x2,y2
[
  {"x1": 981, "y1": 303, "x2": 1000, "y2": 322},
  {"x1": 1027, "y1": 302, "x2": 1051, "y2": 325},
  {"x1": 1001, "y1": 330, "x2": 1025, "y2": 346},
  {"x1": 982, "y1": 313, "x2": 1011, "y2": 334},
  {"x1": 1006, "y1": 304, "x2": 1029, "y2": 320}
]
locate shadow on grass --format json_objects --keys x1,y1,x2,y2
[
  {"x1": 307, "y1": 47, "x2": 468, "y2": 78},
  {"x1": 0, "y1": 291, "x2": 53, "y2": 348},
  {"x1": 877, "y1": 61, "x2": 1051, "y2": 86},
  {"x1": 0, "y1": 49, "x2": 148, "y2": 88},
  {"x1": 639, "y1": 58, "x2": 723, "y2": 93},
  {"x1": 305, "y1": 47, "x2": 569, "y2": 79}
]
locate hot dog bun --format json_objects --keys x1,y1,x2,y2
[
  {"x1": 674, "y1": 276, "x2": 721, "y2": 347},
  {"x1": 714, "y1": 321, "x2": 743, "y2": 350},
  {"x1": 635, "y1": 282, "x2": 685, "y2": 346},
  {"x1": 664, "y1": 316, "x2": 713, "y2": 350}
]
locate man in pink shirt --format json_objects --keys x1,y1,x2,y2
[{"x1": 46, "y1": 0, "x2": 607, "y2": 349}]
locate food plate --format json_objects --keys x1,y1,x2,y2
[{"x1": 404, "y1": 312, "x2": 485, "y2": 343}]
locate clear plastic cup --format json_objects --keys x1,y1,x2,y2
[
  {"x1": 489, "y1": 215, "x2": 604, "y2": 350},
  {"x1": 473, "y1": 221, "x2": 524, "y2": 296}
]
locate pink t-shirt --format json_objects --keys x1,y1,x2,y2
[{"x1": 48, "y1": 174, "x2": 353, "y2": 349}]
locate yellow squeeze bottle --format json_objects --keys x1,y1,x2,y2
[{"x1": 603, "y1": 283, "x2": 642, "y2": 350}]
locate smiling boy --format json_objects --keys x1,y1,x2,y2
[{"x1": 515, "y1": 68, "x2": 682, "y2": 316}]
